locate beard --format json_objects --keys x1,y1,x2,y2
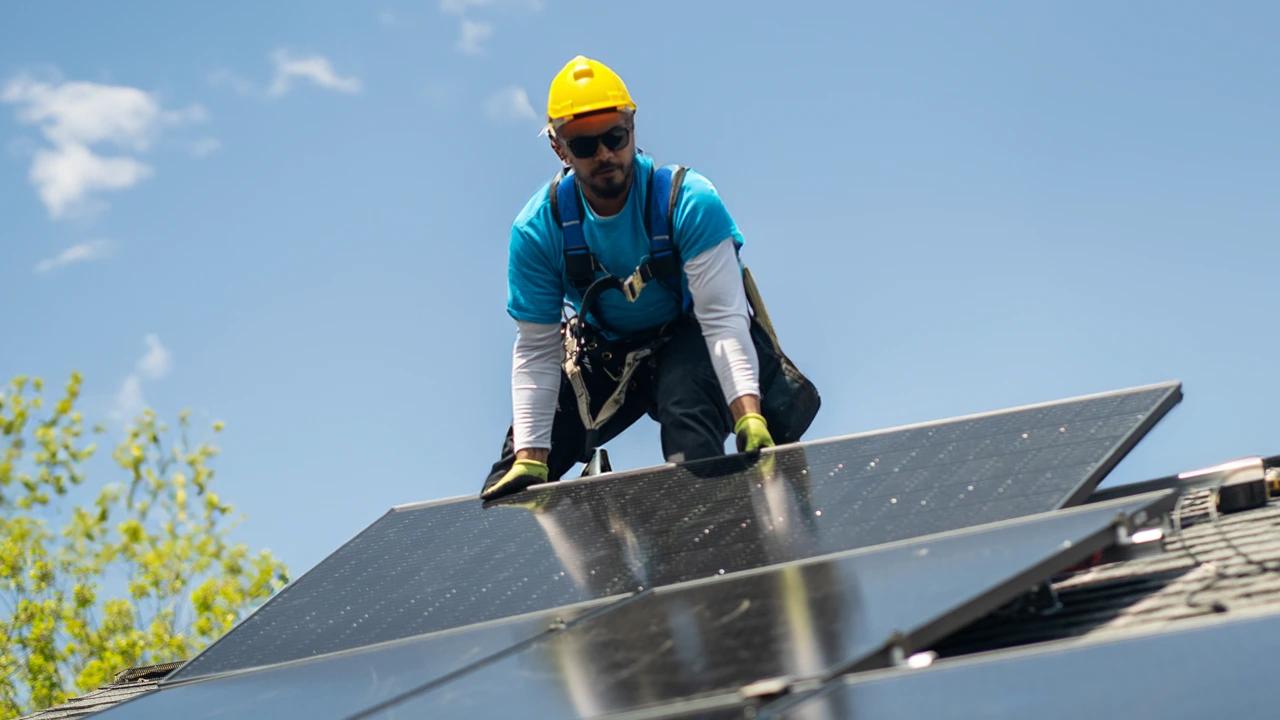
[{"x1": 581, "y1": 156, "x2": 632, "y2": 199}]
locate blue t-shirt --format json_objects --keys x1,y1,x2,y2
[{"x1": 507, "y1": 152, "x2": 744, "y2": 336}]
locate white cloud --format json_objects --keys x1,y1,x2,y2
[
  {"x1": 111, "y1": 375, "x2": 146, "y2": 424},
  {"x1": 457, "y1": 19, "x2": 494, "y2": 55},
  {"x1": 484, "y1": 86, "x2": 537, "y2": 123},
  {"x1": 137, "y1": 333, "x2": 172, "y2": 380},
  {"x1": 29, "y1": 144, "x2": 153, "y2": 218},
  {"x1": 378, "y1": 9, "x2": 402, "y2": 26},
  {"x1": 33, "y1": 238, "x2": 114, "y2": 274},
  {"x1": 440, "y1": 0, "x2": 539, "y2": 55},
  {"x1": 109, "y1": 333, "x2": 172, "y2": 423},
  {"x1": 190, "y1": 137, "x2": 222, "y2": 158},
  {"x1": 207, "y1": 68, "x2": 257, "y2": 96},
  {"x1": 3, "y1": 77, "x2": 163, "y2": 150},
  {"x1": 268, "y1": 50, "x2": 362, "y2": 97},
  {"x1": 1, "y1": 73, "x2": 204, "y2": 219}
]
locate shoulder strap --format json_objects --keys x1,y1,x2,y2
[
  {"x1": 550, "y1": 169, "x2": 598, "y2": 296},
  {"x1": 644, "y1": 164, "x2": 689, "y2": 308}
]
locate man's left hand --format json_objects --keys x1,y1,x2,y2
[{"x1": 734, "y1": 413, "x2": 775, "y2": 453}]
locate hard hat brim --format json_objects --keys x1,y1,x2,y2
[{"x1": 547, "y1": 106, "x2": 635, "y2": 135}]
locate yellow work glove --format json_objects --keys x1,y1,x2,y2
[
  {"x1": 480, "y1": 459, "x2": 549, "y2": 501},
  {"x1": 734, "y1": 413, "x2": 776, "y2": 454}
]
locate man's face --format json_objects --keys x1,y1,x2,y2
[{"x1": 554, "y1": 111, "x2": 635, "y2": 200}]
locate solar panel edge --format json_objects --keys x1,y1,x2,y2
[
  {"x1": 793, "y1": 381, "x2": 1182, "y2": 454},
  {"x1": 390, "y1": 491, "x2": 487, "y2": 513},
  {"x1": 506, "y1": 381, "x2": 1184, "y2": 501},
  {"x1": 754, "y1": 681, "x2": 836, "y2": 719},
  {"x1": 595, "y1": 690, "x2": 759, "y2": 720},
  {"x1": 1054, "y1": 382, "x2": 1182, "y2": 509},
  {"x1": 159, "y1": 592, "x2": 633, "y2": 689},
  {"x1": 162, "y1": 505, "x2": 405, "y2": 685}
]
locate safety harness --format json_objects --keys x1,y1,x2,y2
[
  {"x1": 548, "y1": 159, "x2": 689, "y2": 453},
  {"x1": 551, "y1": 159, "x2": 690, "y2": 307}
]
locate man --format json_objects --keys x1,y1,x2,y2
[{"x1": 480, "y1": 55, "x2": 776, "y2": 501}]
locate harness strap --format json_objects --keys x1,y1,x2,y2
[
  {"x1": 550, "y1": 161, "x2": 689, "y2": 312},
  {"x1": 642, "y1": 164, "x2": 687, "y2": 306},
  {"x1": 564, "y1": 336, "x2": 654, "y2": 432},
  {"x1": 549, "y1": 168, "x2": 602, "y2": 296}
]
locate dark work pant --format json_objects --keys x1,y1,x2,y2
[{"x1": 484, "y1": 316, "x2": 736, "y2": 486}]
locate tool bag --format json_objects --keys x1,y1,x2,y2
[
  {"x1": 549, "y1": 155, "x2": 821, "y2": 448},
  {"x1": 741, "y1": 267, "x2": 821, "y2": 445}
]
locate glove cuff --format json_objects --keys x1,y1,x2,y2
[
  {"x1": 512, "y1": 459, "x2": 549, "y2": 478},
  {"x1": 733, "y1": 413, "x2": 768, "y2": 435}
]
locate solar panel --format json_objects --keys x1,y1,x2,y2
[
  {"x1": 168, "y1": 382, "x2": 1180, "y2": 682},
  {"x1": 347, "y1": 492, "x2": 1175, "y2": 720},
  {"x1": 769, "y1": 607, "x2": 1280, "y2": 720},
  {"x1": 91, "y1": 599, "x2": 616, "y2": 720}
]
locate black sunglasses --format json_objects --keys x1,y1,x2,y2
[{"x1": 561, "y1": 126, "x2": 631, "y2": 159}]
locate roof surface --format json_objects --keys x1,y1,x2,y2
[{"x1": 17, "y1": 664, "x2": 180, "y2": 720}]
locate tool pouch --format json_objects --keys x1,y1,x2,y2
[{"x1": 743, "y1": 267, "x2": 822, "y2": 444}]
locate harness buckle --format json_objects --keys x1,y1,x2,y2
[{"x1": 621, "y1": 271, "x2": 647, "y2": 303}]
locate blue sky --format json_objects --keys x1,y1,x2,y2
[{"x1": 3, "y1": 1, "x2": 1278, "y2": 577}]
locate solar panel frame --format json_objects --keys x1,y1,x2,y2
[
  {"x1": 487, "y1": 380, "x2": 1181, "y2": 512},
  {"x1": 163, "y1": 382, "x2": 1182, "y2": 684}
]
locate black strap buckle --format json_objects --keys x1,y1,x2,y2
[{"x1": 565, "y1": 248, "x2": 597, "y2": 290}]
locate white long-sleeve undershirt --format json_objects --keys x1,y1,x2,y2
[
  {"x1": 510, "y1": 321, "x2": 563, "y2": 451},
  {"x1": 685, "y1": 237, "x2": 761, "y2": 407},
  {"x1": 511, "y1": 238, "x2": 760, "y2": 451}
]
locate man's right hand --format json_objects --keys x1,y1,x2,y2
[{"x1": 481, "y1": 458, "x2": 550, "y2": 501}]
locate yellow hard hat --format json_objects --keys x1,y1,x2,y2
[{"x1": 546, "y1": 55, "x2": 636, "y2": 129}]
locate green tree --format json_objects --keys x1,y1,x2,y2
[{"x1": 0, "y1": 372, "x2": 289, "y2": 717}]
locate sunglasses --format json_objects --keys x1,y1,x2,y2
[{"x1": 560, "y1": 126, "x2": 631, "y2": 159}]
